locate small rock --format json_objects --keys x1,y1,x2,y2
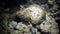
[{"x1": 9, "y1": 21, "x2": 17, "y2": 28}]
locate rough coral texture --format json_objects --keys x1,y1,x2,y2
[{"x1": 0, "y1": 0, "x2": 60, "y2": 34}]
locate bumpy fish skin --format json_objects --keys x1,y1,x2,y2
[{"x1": 16, "y1": 4, "x2": 46, "y2": 24}]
